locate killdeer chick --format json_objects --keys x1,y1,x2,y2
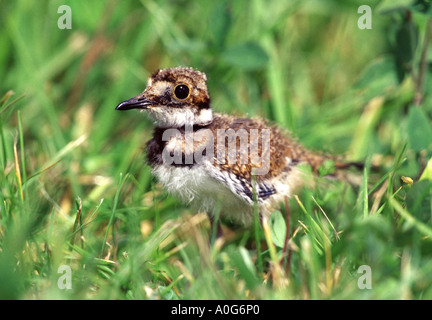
[{"x1": 116, "y1": 67, "x2": 359, "y2": 227}]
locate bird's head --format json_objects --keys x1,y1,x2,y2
[{"x1": 116, "y1": 67, "x2": 212, "y2": 127}]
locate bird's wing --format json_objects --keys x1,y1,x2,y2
[{"x1": 204, "y1": 163, "x2": 277, "y2": 205}]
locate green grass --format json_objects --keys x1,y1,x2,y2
[{"x1": 1, "y1": 0, "x2": 432, "y2": 300}]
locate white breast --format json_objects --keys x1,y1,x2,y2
[
  {"x1": 151, "y1": 163, "x2": 256, "y2": 225},
  {"x1": 151, "y1": 160, "x2": 304, "y2": 227}
]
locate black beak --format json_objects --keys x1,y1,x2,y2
[{"x1": 115, "y1": 94, "x2": 154, "y2": 111}]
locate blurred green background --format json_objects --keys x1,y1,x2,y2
[{"x1": 0, "y1": 0, "x2": 432, "y2": 300}]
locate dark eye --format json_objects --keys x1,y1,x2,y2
[{"x1": 174, "y1": 84, "x2": 190, "y2": 100}]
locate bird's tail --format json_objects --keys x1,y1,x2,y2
[
  {"x1": 334, "y1": 160, "x2": 365, "y2": 171},
  {"x1": 300, "y1": 150, "x2": 364, "y2": 173},
  {"x1": 301, "y1": 151, "x2": 366, "y2": 185},
  {"x1": 319, "y1": 157, "x2": 367, "y2": 186}
]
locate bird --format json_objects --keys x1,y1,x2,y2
[{"x1": 116, "y1": 67, "x2": 361, "y2": 228}]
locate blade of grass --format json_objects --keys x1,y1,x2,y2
[
  {"x1": 17, "y1": 111, "x2": 27, "y2": 202},
  {"x1": 0, "y1": 90, "x2": 14, "y2": 108},
  {"x1": 13, "y1": 139, "x2": 23, "y2": 202},
  {"x1": 263, "y1": 37, "x2": 294, "y2": 129},
  {"x1": 348, "y1": 96, "x2": 384, "y2": 160},
  {"x1": 26, "y1": 135, "x2": 87, "y2": 184},
  {"x1": 312, "y1": 196, "x2": 340, "y2": 240},
  {"x1": 101, "y1": 172, "x2": 128, "y2": 257},
  {"x1": 227, "y1": 246, "x2": 260, "y2": 290},
  {"x1": 361, "y1": 158, "x2": 372, "y2": 218},
  {"x1": 71, "y1": 197, "x2": 83, "y2": 248},
  {"x1": 389, "y1": 197, "x2": 432, "y2": 240},
  {"x1": 0, "y1": 115, "x2": 7, "y2": 171},
  {"x1": 70, "y1": 198, "x2": 104, "y2": 239},
  {"x1": 262, "y1": 214, "x2": 286, "y2": 288},
  {"x1": 419, "y1": 157, "x2": 432, "y2": 182},
  {"x1": 281, "y1": 197, "x2": 292, "y2": 273},
  {"x1": 0, "y1": 92, "x2": 25, "y2": 122}
]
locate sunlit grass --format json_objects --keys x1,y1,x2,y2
[{"x1": 0, "y1": 0, "x2": 431, "y2": 300}]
